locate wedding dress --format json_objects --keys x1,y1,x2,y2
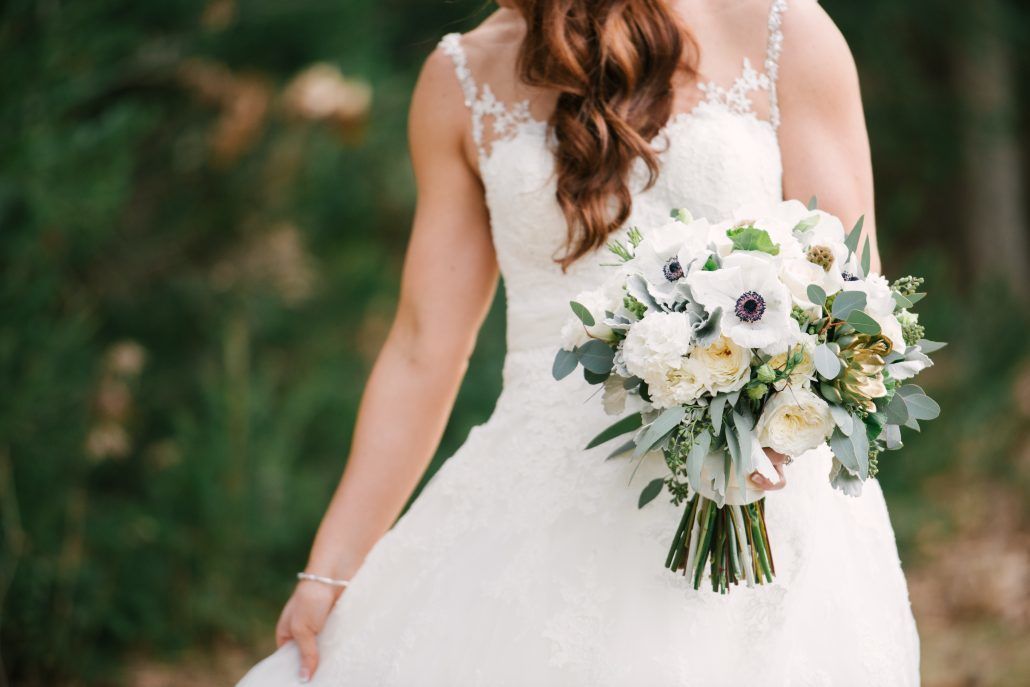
[{"x1": 238, "y1": 2, "x2": 920, "y2": 684}]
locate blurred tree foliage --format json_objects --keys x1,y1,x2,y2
[{"x1": 0, "y1": 0, "x2": 1027, "y2": 684}]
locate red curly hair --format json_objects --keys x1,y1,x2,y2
[{"x1": 513, "y1": 0, "x2": 698, "y2": 268}]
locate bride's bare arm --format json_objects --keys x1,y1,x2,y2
[
  {"x1": 777, "y1": 0, "x2": 881, "y2": 273},
  {"x1": 275, "y1": 48, "x2": 496, "y2": 680}
]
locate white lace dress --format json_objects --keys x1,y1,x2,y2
[{"x1": 238, "y1": 3, "x2": 920, "y2": 685}]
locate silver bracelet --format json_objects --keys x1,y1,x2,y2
[{"x1": 297, "y1": 571, "x2": 350, "y2": 588}]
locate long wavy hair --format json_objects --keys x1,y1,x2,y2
[{"x1": 512, "y1": 0, "x2": 698, "y2": 269}]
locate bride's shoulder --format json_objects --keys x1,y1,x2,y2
[{"x1": 778, "y1": 1, "x2": 861, "y2": 110}]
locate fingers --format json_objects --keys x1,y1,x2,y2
[
  {"x1": 293, "y1": 622, "x2": 320, "y2": 683},
  {"x1": 764, "y1": 448, "x2": 790, "y2": 466},
  {"x1": 750, "y1": 453, "x2": 789, "y2": 491},
  {"x1": 749, "y1": 471, "x2": 785, "y2": 490},
  {"x1": 275, "y1": 605, "x2": 293, "y2": 648}
]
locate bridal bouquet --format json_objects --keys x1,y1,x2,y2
[{"x1": 553, "y1": 199, "x2": 943, "y2": 593}]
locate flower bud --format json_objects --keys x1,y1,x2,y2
[
  {"x1": 747, "y1": 383, "x2": 769, "y2": 400},
  {"x1": 755, "y1": 364, "x2": 776, "y2": 384}
]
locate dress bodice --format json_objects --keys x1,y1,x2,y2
[{"x1": 439, "y1": 0, "x2": 788, "y2": 361}]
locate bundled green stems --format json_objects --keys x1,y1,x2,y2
[{"x1": 665, "y1": 495, "x2": 775, "y2": 592}]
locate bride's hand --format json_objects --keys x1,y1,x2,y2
[
  {"x1": 275, "y1": 580, "x2": 341, "y2": 682},
  {"x1": 749, "y1": 448, "x2": 789, "y2": 491}
]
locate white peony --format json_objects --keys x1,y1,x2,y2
[
  {"x1": 755, "y1": 387, "x2": 834, "y2": 457},
  {"x1": 687, "y1": 252, "x2": 795, "y2": 351},
  {"x1": 646, "y1": 356, "x2": 708, "y2": 408},
  {"x1": 693, "y1": 335, "x2": 752, "y2": 395},
  {"x1": 620, "y1": 311, "x2": 694, "y2": 382},
  {"x1": 841, "y1": 274, "x2": 905, "y2": 352}
]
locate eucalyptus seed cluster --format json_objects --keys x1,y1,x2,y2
[
  {"x1": 901, "y1": 319, "x2": 925, "y2": 347},
  {"x1": 891, "y1": 275, "x2": 924, "y2": 296},
  {"x1": 867, "y1": 445, "x2": 881, "y2": 479}
]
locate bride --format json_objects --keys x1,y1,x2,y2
[{"x1": 238, "y1": 0, "x2": 919, "y2": 684}]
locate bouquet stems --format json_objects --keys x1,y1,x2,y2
[{"x1": 665, "y1": 494, "x2": 775, "y2": 592}]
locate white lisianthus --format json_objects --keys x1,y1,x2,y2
[
  {"x1": 841, "y1": 274, "x2": 905, "y2": 352},
  {"x1": 560, "y1": 319, "x2": 590, "y2": 352},
  {"x1": 706, "y1": 219, "x2": 736, "y2": 257},
  {"x1": 560, "y1": 281, "x2": 623, "y2": 351},
  {"x1": 729, "y1": 203, "x2": 805, "y2": 262},
  {"x1": 779, "y1": 257, "x2": 840, "y2": 315},
  {"x1": 646, "y1": 356, "x2": 708, "y2": 409},
  {"x1": 693, "y1": 335, "x2": 752, "y2": 395},
  {"x1": 620, "y1": 311, "x2": 694, "y2": 381},
  {"x1": 687, "y1": 252, "x2": 794, "y2": 350},
  {"x1": 755, "y1": 387, "x2": 834, "y2": 456},
  {"x1": 766, "y1": 334, "x2": 817, "y2": 390}
]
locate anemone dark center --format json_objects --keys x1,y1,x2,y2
[
  {"x1": 735, "y1": 290, "x2": 767, "y2": 323},
  {"x1": 842, "y1": 271, "x2": 860, "y2": 282},
  {"x1": 662, "y1": 257, "x2": 684, "y2": 282}
]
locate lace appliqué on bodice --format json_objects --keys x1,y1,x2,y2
[
  {"x1": 438, "y1": 33, "x2": 535, "y2": 160},
  {"x1": 439, "y1": 0, "x2": 789, "y2": 160}
]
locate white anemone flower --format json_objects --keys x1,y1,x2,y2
[
  {"x1": 627, "y1": 218, "x2": 712, "y2": 306},
  {"x1": 687, "y1": 252, "x2": 795, "y2": 350}
]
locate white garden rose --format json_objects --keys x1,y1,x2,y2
[
  {"x1": 646, "y1": 356, "x2": 708, "y2": 408},
  {"x1": 620, "y1": 311, "x2": 694, "y2": 381},
  {"x1": 755, "y1": 387, "x2": 834, "y2": 457},
  {"x1": 693, "y1": 335, "x2": 751, "y2": 395}
]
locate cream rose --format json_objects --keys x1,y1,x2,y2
[
  {"x1": 755, "y1": 387, "x2": 834, "y2": 456},
  {"x1": 693, "y1": 335, "x2": 751, "y2": 395}
]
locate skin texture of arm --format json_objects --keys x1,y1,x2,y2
[
  {"x1": 273, "y1": 46, "x2": 499, "y2": 681},
  {"x1": 777, "y1": 0, "x2": 881, "y2": 273}
]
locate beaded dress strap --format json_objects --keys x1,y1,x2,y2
[
  {"x1": 765, "y1": 0, "x2": 789, "y2": 130},
  {"x1": 438, "y1": 32, "x2": 485, "y2": 156}
]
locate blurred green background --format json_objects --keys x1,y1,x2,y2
[{"x1": 1, "y1": 0, "x2": 1028, "y2": 685}]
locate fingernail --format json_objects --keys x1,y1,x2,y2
[{"x1": 299, "y1": 668, "x2": 310, "y2": 683}]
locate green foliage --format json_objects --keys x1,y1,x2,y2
[{"x1": 726, "y1": 225, "x2": 780, "y2": 255}]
